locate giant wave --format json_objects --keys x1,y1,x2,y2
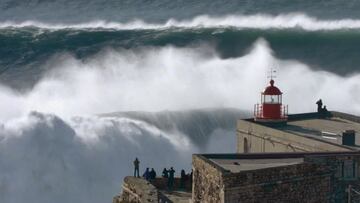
[
  {"x1": 1, "y1": 39, "x2": 359, "y2": 118},
  {"x1": 1, "y1": 1, "x2": 360, "y2": 203},
  {"x1": 2, "y1": 13, "x2": 360, "y2": 88},
  {"x1": 0, "y1": 39, "x2": 360, "y2": 203},
  {"x1": 0, "y1": 110, "x2": 238, "y2": 203}
]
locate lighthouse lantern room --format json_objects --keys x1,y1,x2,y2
[{"x1": 254, "y1": 79, "x2": 288, "y2": 124}]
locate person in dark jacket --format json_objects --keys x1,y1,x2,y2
[
  {"x1": 316, "y1": 99, "x2": 323, "y2": 113},
  {"x1": 143, "y1": 168, "x2": 150, "y2": 181},
  {"x1": 167, "y1": 167, "x2": 175, "y2": 190},
  {"x1": 149, "y1": 168, "x2": 156, "y2": 180},
  {"x1": 180, "y1": 169, "x2": 186, "y2": 189},
  {"x1": 133, "y1": 158, "x2": 140, "y2": 177},
  {"x1": 162, "y1": 168, "x2": 168, "y2": 178}
]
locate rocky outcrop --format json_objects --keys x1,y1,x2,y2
[{"x1": 113, "y1": 176, "x2": 158, "y2": 203}]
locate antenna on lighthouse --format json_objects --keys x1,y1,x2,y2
[{"x1": 267, "y1": 67, "x2": 277, "y2": 80}]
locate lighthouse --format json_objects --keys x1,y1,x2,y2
[{"x1": 254, "y1": 79, "x2": 288, "y2": 124}]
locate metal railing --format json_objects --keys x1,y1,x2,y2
[
  {"x1": 254, "y1": 104, "x2": 288, "y2": 119},
  {"x1": 281, "y1": 105, "x2": 289, "y2": 118},
  {"x1": 348, "y1": 184, "x2": 360, "y2": 203},
  {"x1": 254, "y1": 104, "x2": 263, "y2": 118}
]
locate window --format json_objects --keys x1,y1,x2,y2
[
  {"x1": 342, "y1": 160, "x2": 356, "y2": 180},
  {"x1": 263, "y1": 95, "x2": 281, "y2": 104},
  {"x1": 335, "y1": 161, "x2": 342, "y2": 178},
  {"x1": 244, "y1": 138, "x2": 249, "y2": 153}
]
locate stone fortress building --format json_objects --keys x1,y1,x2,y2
[{"x1": 114, "y1": 79, "x2": 360, "y2": 203}]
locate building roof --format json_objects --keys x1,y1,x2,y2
[
  {"x1": 209, "y1": 157, "x2": 303, "y2": 173},
  {"x1": 277, "y1": 117, "x2": 360, "y2": 147},
  {"x1": 195, "y1": 151, "x2": 360, "y2": 174},
  {"x1": 263, "y1": 79, "x2": 282, "y2": 95},
  {"x1": 241, "y1": 111, "x2": 360, "y2": 151}
]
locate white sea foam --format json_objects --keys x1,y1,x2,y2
[
  {"x1": 2, "y1": 13, "x2": 360, "y2": 31},
  {"x1": 0, "y1": 39, "x2": 359, "y2": 203},
  {"x1": 1, "y1": 39, "x2": 359, "y2": 122},
  {"x1": 0, "y1": 112, "x2": 197, "y2": 203}
]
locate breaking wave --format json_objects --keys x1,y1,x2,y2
[
  {"x1": 0, "y1": 39, "x2": 359, "y2": 203},
  {"x1": 2, "y1": 13, "x2": 360, "y2": 31},
  {"x1": 1, "y1": 39, "x2": 359, "y2": 121},
  {"x1": 0, "y1": 109, "x2": 238, "y2": 203},
  {"x1": 0, "y1": 111, "x2": 229, "y2": 203},
  {"x1": 1, "y1": 1, "x2": 360, "y2": 203}
]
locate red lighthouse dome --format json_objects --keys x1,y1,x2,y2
[
  {"x1": 254, "y1": 79, "x2": 288, "y2": 124},
  {"x1": 263, "y1": 79, "x2": 282, "y2": 95}
]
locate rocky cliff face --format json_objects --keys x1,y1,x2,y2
[
  {"x1": 113, "y1": 176, "x2": 158, "y2": 203},
  {"x1": 113, "y1": 176, "x2": 192, "y2": 203}
]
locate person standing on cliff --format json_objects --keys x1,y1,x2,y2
[
  {"x1": 180, "y1": 169, "x2": 186, "y2": 189},
  {"x1": 168, "y1": 167, "x2": 175, "y2": 190},
  {"x1": 143, "y1": 168, "x2": 151, "y2": 181},
  {"x1": 149, "y1": 168, "x2": 156, "y2": 180},
  {"x1": 133, "y1": 157, "x2": 140, "y2": 177},
  {"x1": 162, "y1": 168, "x2": 168, "y2": 178}
]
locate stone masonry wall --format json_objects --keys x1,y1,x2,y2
[
  {"x1": 224, "y1": 174, "x2": 331, "y2": 202},
  {"x1": 237, "y1": 119, "x2": 351, "y2": 153},
  {"x1": 222, "y1": 163, "x2": 332, "y2": 202},
  {"x1": 192, "y1": 155, "x2": 227, "y2": 203},
  {"x1": 223, "y1": 162, "x2": 329, "y2": 187},
  {"x1": 305, "y1": 154, "x2": 360, "y2": 202},
  {"x1": 192, "y1": 154, "x2": 335, "y2": 203}
]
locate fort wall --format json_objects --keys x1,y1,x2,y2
[
  {"x1": 236, "y1": 119, "x2": 351, "y2": 153},
  {"x1": 192, "y1": 155, "x2": 225, "y2": 203},
  {"x1": 192, "y1": 152, "x2": 360, "y2": 202},
  {"x1": 192, "y1": 154, "x2": 335, "y2": 203}
]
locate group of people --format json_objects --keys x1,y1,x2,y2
[
  {"x1": 161, "y1": 167, "x2": 176, "y2": 189},
  {"x1": 133, "y1": 158, "x2": 192, "y2": 190},
  {"x1": 133, "y1": 158, "x2": 157, "y2": 180},
  {"x1": 142, "y1": 168, "x2": 157, "y2": 181},
  {"x1": 162, "y1": 167, "x2": 192, "y2": 190},
  {"x1": 180, "y1": 169, "x2": 192, "y2": 189},
  {"x1": 316, "y1": 99, "x2": 328, "y2": 114}
]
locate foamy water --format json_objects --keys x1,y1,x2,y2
[
  {"x1": 2, "y1": 13, "x2": 360, "y2": 30},
  {"x1": 0, "y1": 38, "x2": 359, "y2": 203}
]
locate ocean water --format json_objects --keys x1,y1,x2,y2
[{"x1": 0, "y1": 1, "x2": 360, "y2": 202}]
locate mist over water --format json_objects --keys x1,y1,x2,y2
[
  {"x1": 1, "y1": 1, "x2": 360, "y2": 202},
  {"x1": 0, "y1": 112, "x2": 196, "y2": 203},
  {"x1": 2, "y1": 39, "x2": 359, "y2": 120},
  {"x1": 0, "y1": 36, "x2": 360, "y2": 202}
]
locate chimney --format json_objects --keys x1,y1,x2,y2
[{"x1": 342, "y1": 130, "x2": 355, "y2": 146}]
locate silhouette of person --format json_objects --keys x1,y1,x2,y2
[
  {"x1": 167, "y1": 167, "x2": 175, "y2": 190},
  {"x1": 149, "y1": 168, "x2": 156, "y2": 180},
  {"x1": 133, "y1": 158, "x2": 140, "y2": 177},
  {"x1": 323, "y1": 105, "x2": 328, "y2": 112},
  {"x1": 316, "y1": 99, "x2": 323, "y2": 113},
  {"x1": 143, "y1": 168, "x2": 150, "y2": 181},
  {"x1": 180, "y1": 169, "x2": 186, "y2": 189},
  {"x1": 162, "y1": 168, "x2": 168, "y2": 178}
]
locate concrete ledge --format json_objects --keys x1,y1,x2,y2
[
  {"x1": 198, "y1": 151, "x2": 360, "y2": 160},
  {"x1": 331, "y1": 111, "x2": 360, "y2": 123},
  {"x1": 245, "y1": 111, "x2": 360, "y2": 123}
]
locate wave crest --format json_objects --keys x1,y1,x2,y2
[{"x1": 2, "y1": 13, "x2": 360, "y2": 31}]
